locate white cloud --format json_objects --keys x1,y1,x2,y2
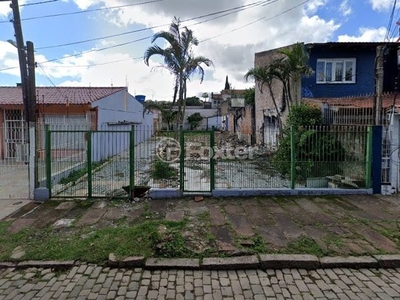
[
  {"x1": 1, "y1": 0, "x2": 344, "y2": 99},
  {"x1": 337, "y1": 27, "x2": 387, "y2": 42},
  {"x1": 71, "y1": 0, "x2": 100, "y2": 10},
  {"x1": 369, "y1": 0, "x2": 394, "y2": 12},
  {"x1": 0, "y1": 0, "x2": 27, "y2": 18},
  {"x1": 339, "y1": 0, "x2": 352, "y2": 17},
  {"x1": 305, "y1": 0, "x2": 328, "y2": 14}
]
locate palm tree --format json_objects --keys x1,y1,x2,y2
[
  {"x1": 144, "y1": 17, "x2": 213, "y2": 129},
  {"x1": 245, "y1": 66, "x2": 282, "y2": 130},
  {"x1": 277, "y1": 43, "x2": 313, "y2": 105}
]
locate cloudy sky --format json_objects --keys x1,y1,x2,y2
[{"x1": 0, "y1": 0, "x2": 397, "y2": 100}]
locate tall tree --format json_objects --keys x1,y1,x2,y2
[
  {"x1": 277, "y1": 43, "x2": 313, "y2": 105},
  {"x1": 245, "y1": 66, "x2": 282, "y2": 130},
  {"x1": 224, "y1": 75, "x2": 230, "y2": 90},
  {"x1": 144, "y1": 17, "x2": 213, "y2": 128}
]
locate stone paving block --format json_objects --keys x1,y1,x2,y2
[
  {"x1": 145, "y1": 258, "x2": 200, "y2": 270},
  {"x1": 320, "y1": 256, "x2": 378, "y2": 269},
  {"x1": 202, "y1": 256, "x2": 259, "y2": 270},
  {"x1": 259, "y1": 254, "x2": 320, "y2": 270},
  {"x1": 374, "y1": 255, "x2": 400, "y2": 268}
]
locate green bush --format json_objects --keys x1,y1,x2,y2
[
  {"x1": 151, "y1": 160, "x2": 177, "y2": 179},
  {"x1": 273, "y1": 104, "x2": 346, "y2": 181}
]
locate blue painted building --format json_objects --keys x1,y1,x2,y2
[{"x1": 302, "y1": 42, "x2": 398, "y2": 98}]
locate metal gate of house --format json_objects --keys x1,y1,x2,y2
[
  {"x1": 181, "y1": 130, "x2": 214, "y2": 193},
  {"x1": 0, "y1": 110, "x2": 29, "y2": 200},
  {"x1": 45, "y1": 126, "x2": 135, "y2": 199}
]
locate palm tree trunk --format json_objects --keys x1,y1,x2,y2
[{"x1": 267, "y1": 82, "x2": 282, "y2": 132}]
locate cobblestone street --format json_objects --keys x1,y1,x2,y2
[{"x1": 1, "y1": 265, "x2": 400, "y2": 300}]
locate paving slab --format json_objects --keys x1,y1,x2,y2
[
  {"x1": 227, "y1": 215, "x2": 255, "y2": 237},
  {"x1": 0, "y1": 200, "x2": 32, "y2": 221},
  {"x1": 273, "y1": 213, "x2": 305, "y2": 240},
  {"x1": 76, "y1": 208, "x2": 107, "y2": 227},
  {"x1": 209, "y1": 207, "x2": 225, "y2": 226},
  {"x1": 355, "y1": 225, "x2": 398, "y2": 253},
  {"x1": 165, "y1": 210, "x2": 185, "y2": 221},
  {"x1": 258, "y1": 226, "x2": 288, "y2": 248},
  {"x1": 7, "y1": 218, "x2": 36, "y2": 233}
]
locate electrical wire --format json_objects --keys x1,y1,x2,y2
[
  {"x1": 0, "y1": 0, "x2": 306, "y2": 72},
  {"x1": 0, "y1": 0, "x2": 164, "y2": 24},
  {"x1": 36, "y1": 0, "x2": 275, "y2": 50},
  {"x1": 199, "y1": 0, "x2": 308, "y2": 43},
  {"x1": 20, "y1": 0, "x2": 61, "y2": 7},
  {"x1": 385, "y1": 0, "x2": 397, "y2": 42}
]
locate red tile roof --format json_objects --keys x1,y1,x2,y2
[{"x1": 0, "y1": 86, "x2": 126, "y2": 105}]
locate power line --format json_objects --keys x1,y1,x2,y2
[
  {"x1": 0, "y1": 0, "x2": 305, "y2": 72},
  {"x1": 20, "y1": 0, "x2": 60, "y2": 7},
  {"x1": 0, "y1": 0, "x2": 163, "y2": 24},
  {"x1": 36, "y1": 0, "x2": 274, "y2": 50},
  {"x1": 385, "y1": 0, "x2": 397, "y2": 41},
  {"x1": 200, "y1": 0, "x2": 308, "y2": 43}
]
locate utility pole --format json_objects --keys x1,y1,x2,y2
[
  {"x1": 2, "y1": 0, "x2": 37, "y2": 198},
  {"x1": 374, "y1": 45, "x2": 385, "y2": 125},
  {"x1": 27, "y1": 41, "x2": 37, "y2": 198}
]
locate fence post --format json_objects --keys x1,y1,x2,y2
[
  {"x1": 179, "y1": 126, "x2": 184, "y2": 192},
  {"x1": 371, "y1": 125, "x2": 382, "y2": 193},
  {"x1": 45, "y1": 125, "x2": 51, "y2": 198},
  {"x1": 210, "y1": 126, "x2": 215, "y2": 191},
  {"x1": 87, "y1": 130, "x2": 92, "y2": 198},
  {"x1": 129, "y1": 125, "x2": 135, "y2": 200},
  {"x1": 365, "y1": 126, "x2": 373, "y2": 189},
  {"x1": 290, "y1": 126, "x2": 295, "y2": 189}
]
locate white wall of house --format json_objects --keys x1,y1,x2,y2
[
  {"x1": 182, "y1": 107, "x2": 219, "y2": 130},
  {"x1": 91, "y1": 89, "x2": 154, "y2": 161}
]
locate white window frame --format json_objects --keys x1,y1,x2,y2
[{"x1": 316, "y1": 58, "x2": 356, "y2": 84}]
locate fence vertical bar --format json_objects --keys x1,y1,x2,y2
[
  {"x1": 129, "y1": 125, "x2": 135, "y2": 200},
  {"x1": 179, "y1": 126, "x2": 184, "y2": 191},
  {"x1": 290, "y1": 126, "x2": 295, "y2": 189},
  {"x1": 87, "y1": 130, "x2": 92, "y2": 198},
  {"x1": 365, "y1": 126, "x2": 373, "y2": 189},
  {"x1": 45, "y1": 125, "x2": 52, "y2": 198},
  {"x1": 210, "y1": 126, "x2": 215, "y2": 191}
]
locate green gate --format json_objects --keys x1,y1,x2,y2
[
  {"x1": 45, "y1": 126, "x2": 135, "y2": 199},
  {"x1": 180, "y1": 129, "x2": 215, "y2": 193}
]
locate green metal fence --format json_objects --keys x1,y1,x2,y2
[
  {"x1": 43, "y1": 124, "x2": 372, "y2": 199},
  {"x1": 45, "y1": 125, "x2": 135, "y2": 199},
  {"x1": 290, "y1": 125, "x2": 371, "y2": 189}
]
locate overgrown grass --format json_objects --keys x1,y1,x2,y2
[
  {"x1": 284, "y1": 236, "x2": 324, "y2": 257},
  {"x1": 0, "y1": 220, "x2": 187, "y2": 263}
]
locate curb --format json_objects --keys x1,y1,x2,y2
[{"x1": 2, "y1": 254, "x2": 400, "y2": 270}]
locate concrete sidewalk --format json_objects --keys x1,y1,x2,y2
[
  {"x1": 2, "y1": 194, "x2": 400, "y2": 259},
  {"x1": 0, "y1": 199, "x2": 31, "y2": 221}
]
